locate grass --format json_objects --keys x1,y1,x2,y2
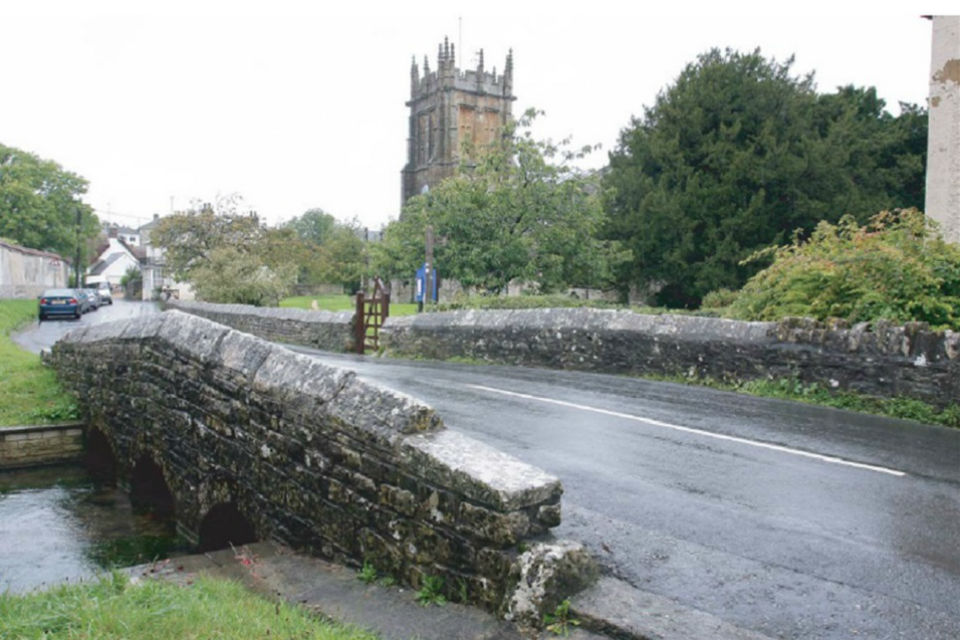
[
  {"x1": 0, "y1": 299, "x2": 79, "y2": 427},
  {"x1": 648, "y1": 373, "x2": 960, "y2": 429},
  {"x1": 280, "y1": 294, "x2": 419, "y2": 317},
  {"x1": 0, "y1": 572, "x2": 379, "y2": 640}
]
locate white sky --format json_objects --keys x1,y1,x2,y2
[{"x1": 1, "y1": 0, "x2": 955, "y2": 231}]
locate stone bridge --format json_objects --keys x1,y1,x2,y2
[{"x1": 46, "y1": 311, "x2": 577, "y2": 615}]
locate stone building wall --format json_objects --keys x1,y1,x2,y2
[
  {"x1": 382, "y1": 308, "x2": 960, "y2": 407},
  {"x1": 0, "y1": 423, "x2": 85, "y2": 470},
  {"x1": 46, "y1": 311, "x2": 563, "y2": 612},
  {"x1": 164, "y1": 299, "x2": 354, "y2": 352},
  {"x1": 0, "y1": 240, "x2": 69, "y2": 298}
]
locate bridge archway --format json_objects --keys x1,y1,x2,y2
[
  {"x1": 198, "y1": 502, "x2": 258, "y2": 551},
  {"x1": 130, "y1": 455, "x2": 175, "y2": 517},
  {"x1": 84, "y1": 427, "x2": 117, "y2": 484}
]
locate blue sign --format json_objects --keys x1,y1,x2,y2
[{"x1": 415, "y1": 262, "x2": 438, "y2": 303}]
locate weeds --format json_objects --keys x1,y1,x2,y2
[
  {"x1": 544, "y1": 599, "x2": 580, "y2": 636},
  {"x1": 357, "y1": 561, "x2": 378, "y2": 584},
  {"x1": 415, "y1": 575, "x2": 446, "y2": 607}
]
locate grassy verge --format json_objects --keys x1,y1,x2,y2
[
  {"x1": 648, "y1": 373, "x2": 960, "y2": 429},
  {"x1": 0, "y1": 300, "x2": 78, "y2": 427},
  {"x1": 0, "y1": 572, "x2": 378, "y2": 640},
  {"x1": 281, "y1": 294, "x2": 419, "y2": 317}
]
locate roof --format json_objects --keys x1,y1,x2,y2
[
  {"x1": 88, "y1": 252, "x2": 128, "y2": 276},
  {"x1": 0, "y1": 239, "x2": 69, "y2": 263}
]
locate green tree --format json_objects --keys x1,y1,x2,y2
[
  {"x1": 151, "y1": 194, "x2": 300, "y2": 306},
  {"x1": 0, "y1": 142, "x2": 98, "y2": 258},
  {"x1": 151, "y1": 195, "x2": 264, "y2": 281},
  {"x1": 603, "y1": 48, "x2": 927, "y2": 308},
  {"x1": 374, "y1": 109, "x2": 628, "y2": 294},
  {"x1": 283, "y1": 211, "x2": 369, "y2": 291}
]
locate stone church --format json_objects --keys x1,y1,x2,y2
[{"x1": 401, "y1": 38, "x2": 515, "y2": 206}]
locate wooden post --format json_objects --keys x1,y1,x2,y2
[
  {"x1": 355, "y1": 292, "x2": 365, "y2": 354},
  {"x1": 425, "y1": 225, "x2": 434, "y2": 308}
]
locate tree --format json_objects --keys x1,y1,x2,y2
[
  {"x1": 151, "y1": 195, "x2": 264, "y2": 281},
  {"x1": 190, "y1": 246, "x2": 296, "y2": 307},
  {"x1": 603, "y1": 48, "x2": 927, "y2": 308},
  {"x1": 0, "y1": 142, "x2": 99, "y2": 259},
  {"x1": 374, "y1": 109, "x2": 629, "y2": 294},
  {"x1": 283, "y1": 211, "x2": 369, "y2": 291},
  {"x1": 151, "y1": 194, "x2": 297, "y2": 306}
]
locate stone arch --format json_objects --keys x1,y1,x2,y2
[
  {"x1": 129, "y1": 455, "x2": 175, "y2": 517},
  {"x1": 198, "y1": 502, "x2": 258, "y2": 551},
  {"x1": 84, "y1": 427, "x2": 117, "y2": 484}
]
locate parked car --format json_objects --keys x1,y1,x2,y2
[
  {"x1": 96, "y1": 281, "x2": 113, "y2": 305},
  {"x1": 74, "y1": 289, "x2": 93, "y2": 314},
  {"x1": 83, "y1": 287, "x2": 102, "y2": 310},
  {"x1": 38, "y1": 288, "x2": 82, "y2": 321}
]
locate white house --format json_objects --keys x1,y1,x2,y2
[
  {"x1": 138, "y1": 214, "x2": 195, "y2": 301},
  {"x1": 86, "y1": 237, "x2": 140, "y2": 288}
]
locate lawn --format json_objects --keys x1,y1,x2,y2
[
  {"x1": 0, "y1": 572, "x2": 378, "y2": 640},
  {"x1": 281, "y1": 294, "x2": 419, "y2": 317},
  {"x1": 0, "y1": 299, "x2": 78, "y2": 426}
]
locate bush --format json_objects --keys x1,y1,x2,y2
[
  {"x1": 728, "y1": 209, "x2": 960, "y2": 330},
  {"x1": 700, "y1": 288, "x2": 739, "y2": 310}
]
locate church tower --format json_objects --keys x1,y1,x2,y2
[{"x1": 401, "y1": 38, "x2": 515, "y2": 206}]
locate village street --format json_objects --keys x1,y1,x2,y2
[{"x1": 15, "y1": 304, "x2": 960, "y2": 640}]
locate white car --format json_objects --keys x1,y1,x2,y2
[{"x1": 96, "y1": 281, "x2": 113, "y2": 305}]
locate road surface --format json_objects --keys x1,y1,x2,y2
[{"x1": 294, "y1": 348, "x2": 960, "y2": 640}]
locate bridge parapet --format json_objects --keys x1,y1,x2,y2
[
  {"x1": 164, "y1": 299, "x2": 355, "y2": 352},
  {"x1": 46, "y1": 310, "x2": 564, "y2": 612}
]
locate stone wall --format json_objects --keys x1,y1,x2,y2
[
  {"x1": 382, "y1": 308, "x2": 960, "y2": 407},
  {"x1": 46, "y1": 311, "x2": 563, "y2": 612},
  {"x1": 0, "y1": 240, "x2": 69, "y2": 298},
  {"x1": 0, "y1": 423, "x2": 85, "y2": 470},
  {"x1": 164, "y1": 299, "x2": 354, "y2": 352}
]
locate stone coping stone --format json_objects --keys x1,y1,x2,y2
[
  {"x1": 402, "y1": 429, "x2": 562, "y2": 512},
  {"x1": 386, "y1": 308, "x2": 775, "y2": 344},
  {"x1": 0, "y1": 422, "x2": 85, "y2": 435},
  {"x1": 168, "y1": 299, "x2": 353, "y2": 324}
]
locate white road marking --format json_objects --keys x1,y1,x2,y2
[{"x1": 466, "y1": 384, "x2": 907, "y2": 477}]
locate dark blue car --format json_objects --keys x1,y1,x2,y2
[{"x1": 38, "y1": 288, "x2": 82, "y2": 321}]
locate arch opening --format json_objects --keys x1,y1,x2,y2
[
  {"x1": 198, "y1": 502, "x2": 258, "y2": 552},
  {"x1": 129, "y1": 456, "x2": 175, "y2": 517},
  {"x1": 84, "y1": 428, "x2": 117, "y2": 485}
]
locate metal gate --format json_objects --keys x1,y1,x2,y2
[{"x1": 354, "y1": 277, "x2": 390, "y2": 355}]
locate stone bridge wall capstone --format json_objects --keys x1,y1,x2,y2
[
  {"x1": 382, "y1": 308, "x2": 960, "y2": 407},
  {"x1": 46, "y1": 310, "x2": 564, "y2": 613},
  {"x1": 164, "y1": 299, "x2": 354, "y2": 352}
]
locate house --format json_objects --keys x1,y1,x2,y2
[
  {"x1": 86, "y1": 232, "x2": 141, "y2": 289},
  {"x1": 138, "y1": 214, "x2": 195, "y2": 301}
]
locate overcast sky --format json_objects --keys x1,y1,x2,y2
[{"x1": 1, "y1": 0, "x2": 954, "y2": 231}]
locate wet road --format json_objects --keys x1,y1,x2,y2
[
  {"x1": 14, "y1": 310, "x2": 960, "y2": 637},
  {"x1": 12, "y1": 298, "x2": 160, "y2": 354},
  {"x1": 293, "y1": 349, "x2": 960, "y2": 640}
]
